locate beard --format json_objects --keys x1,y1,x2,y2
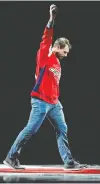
[{"x1": 55, "y1": 52, "x2": 63, "y2": 60}]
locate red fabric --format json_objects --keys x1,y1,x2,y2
[{"x1": 31, "y1": 27, "x2": 61, "y2": 104}]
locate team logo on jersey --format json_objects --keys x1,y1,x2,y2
[{"x1": 49, "y1": 67, "x2": 61, "y2": 79}]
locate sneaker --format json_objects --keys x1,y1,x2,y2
[
  {"x1": 3, "y1": 156, "x2": 25, "y2": 169},
  {"x1": 64, "y1": 160, "x2": 88, "y2": 169}
]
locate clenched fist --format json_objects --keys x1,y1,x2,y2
[{"x1": 49, "y1": 4, "x2": 58, "y2": 19}]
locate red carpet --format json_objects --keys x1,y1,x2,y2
[{"x1": 1, "y1": 166, "x2": 100, "y2": 174}]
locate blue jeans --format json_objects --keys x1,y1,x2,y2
[{"x1": 8, "y1": 98, "x2": 73, "y2": 164}]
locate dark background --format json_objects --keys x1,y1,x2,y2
[{"x1": 0, "y1": 1, "x2": 100, "y2": 165}]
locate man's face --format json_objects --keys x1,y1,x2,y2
[{"x1": 55, "y1": 45, "x2": 69, "y2": 60}]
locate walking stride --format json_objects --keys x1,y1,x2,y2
[{"x1": 3, "y1": 4, "x2": 87, "y2": 169}]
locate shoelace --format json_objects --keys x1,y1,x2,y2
[
  {"x1": 73, "y1": 159, "x2": 80, "y2": 164},
  {"x1": 74, "y1": 160, "x2": 88, "y2": 166}
]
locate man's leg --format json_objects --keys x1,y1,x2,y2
[
  {"x1": 4, "y1": 98, "x2": 48, "y2": 168},
  {"x1": 47, "y1": 101, "x2": 73, "y2": 165},
  {"x1": 47, "y1": 101, "x2": 87, "y2": 169}
]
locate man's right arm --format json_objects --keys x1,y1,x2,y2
[{"x1": 37, "y1": 5, "x2": 58, "y2": 67}]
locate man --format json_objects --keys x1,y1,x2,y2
[{"x1": 3, "y1": 4, "x2": 87, "y2": 169}]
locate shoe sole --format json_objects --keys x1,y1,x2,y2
[
  {"x1": 64, "y1": 167, "x2": 82, "y2": 170},
  {"x1": 3, "y1": 160, "x2": 25, "y2": 170},
  {"x1": 64, "y1": 166, "x2": 88, "y2": 170}
]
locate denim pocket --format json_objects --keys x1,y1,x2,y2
[
  {"x1": 58, "y1": 101, "x2": 63, "y2": 109},
  {"x1": 31, "y1": 98, "x2": 47, "y2": 114}
]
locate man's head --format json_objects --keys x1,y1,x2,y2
[{"x1": 52, "y1": 37, "x2": 72, "y2": 60}]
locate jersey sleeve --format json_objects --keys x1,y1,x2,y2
[{"x1": 36, "y1": 27, "x2": 53, "y2": 67}]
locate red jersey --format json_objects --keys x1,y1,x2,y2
[{"x1": 31, "y1": 27, "x2": 61, "y2": 104}]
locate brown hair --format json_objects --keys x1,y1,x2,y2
[{"x1": 53, "y1": 37, "x2": 72, "y2": 49}]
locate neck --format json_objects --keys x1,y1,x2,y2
[{"x1": 52, "y1": 48, "x2": 60, "y2": 63}]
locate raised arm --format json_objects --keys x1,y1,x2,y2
[{"x1": 37, "y1": 4, "x2": 58, "y2": 66}]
